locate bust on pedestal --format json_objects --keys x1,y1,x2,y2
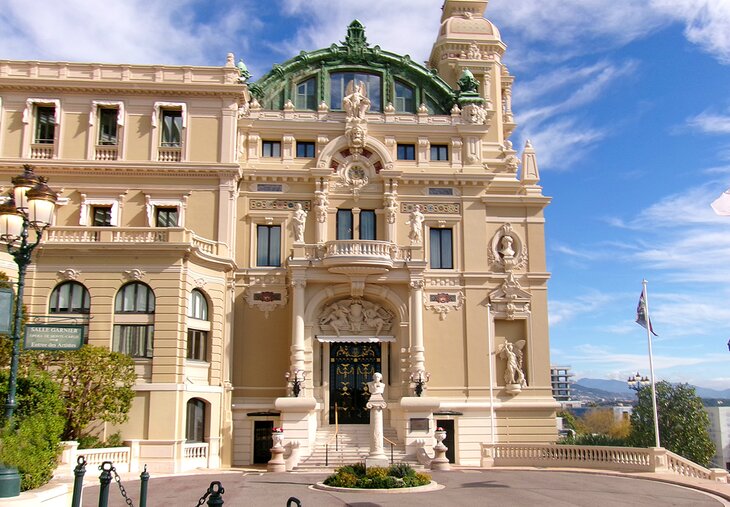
[{"x1": 365, "y1": 372, "x2": 389, "y2": 468}]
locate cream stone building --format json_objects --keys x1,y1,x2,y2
[{"x1": 0, "y1": 0, "x2": 557, "y2": 471}]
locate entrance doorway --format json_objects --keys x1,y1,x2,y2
[
  {"x1": 253, "y1": 421, "x2": 273, "y2": 463},
  {"x1": 329, "y1": 342, "x2": 381, "y2": 424},
  {"x1": 435, "y1": 419, "x2": 456, "y2": 463}
]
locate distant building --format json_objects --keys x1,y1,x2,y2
[
  {"x1": 705, "y1": 406, "x2": 730, "y2": 470},
  {"x1": 551, "y1": 366, "x2": 573, "y2": 401}
]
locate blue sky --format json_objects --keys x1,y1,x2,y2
[{"x1": 2, "y1": 0, "x2": 729, "y2": 389}]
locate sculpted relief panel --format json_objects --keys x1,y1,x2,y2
[{"x1": 318, "y1": 298, "x2": 394, "y2": 337}]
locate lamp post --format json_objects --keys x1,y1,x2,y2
[
  {"x1": 0, "y1": 164, "x2": 57, "y2": 420},
  {"x1": 627, "y1": 372, "x2": 650, "y2": 390},
  {"x1": 409, "y1": 369, "x2": 430, "y2": 397},
  {"x1": 285, "y1": 369, "x2": 305, "y2": 397}
]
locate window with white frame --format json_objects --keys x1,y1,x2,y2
[
  {"x1": 187, "y1": 289, "x2": 210, "y2": 361},
  {"x1": 186, "y1": 398, "x2": 206, "y2": 442},
  {"x1": 256, "y1": 224, "x2": 281, "y2": 267},
  {"x1": 429, "y1": 227, "x2": 453, "y2": 269},
  {"x1": 152, "y1": 102, "x2": 186, "y2": 155},
  {"x1": 144, "y1": 194, "x2": 187, "y2": 228},
  {"x1": 23, "y1": 98, "x2": 60, "y2": 148},
  {"x1": 90, "y1": 101, "x2": 124, "y2": 146},
  {"x1": 113, "y1": 282, "x2": 155, "y2": 358},
  {"x1": 49, "y1": 281, "x2": 90, "y2": 343},
  {"x1": 79, "y1": 194, "x2": 123, "y2": 227}
]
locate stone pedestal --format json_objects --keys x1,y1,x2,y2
[
  {"x1": 365, "y1": 393, "x2": 389, "y2": 468},
  {"x1": 267, "y1": 432, "x2": 286, "y2": 472},
  {"x1": 505, "y1": 383, "x2": 522, "y2": 395},
  {"x1": 430, "y1": 430, "x2": 450, "y2": 471}
]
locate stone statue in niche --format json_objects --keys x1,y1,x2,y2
[
  {"x1": 407, "y1": 205, "x2": 425, "y2": 245},
  {"x1": 498, "y1": 340, "x2": 527, "y2": 391},
  {"x1": 318, "y1": 299, "x2": 393, "y2": 337},
  {"x1": 343, "y1": 80, "x2": 371, "y2": 119},
  {"x1": 292, "y1": 203, "x2": 307, "y2": 243},
  {"x1": 499, "y1": 234, "x2": 515, "y2": 259}
]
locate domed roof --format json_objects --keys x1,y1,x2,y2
[{"x1": 438, "y1": 13, "x2": 502, "y2": 42}]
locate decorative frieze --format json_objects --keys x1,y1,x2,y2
[
  {"x1": 401, "y1": 202, "x2": 461, "y2": 214},
  {"x1": 249, "y1": 199, "x2": 310, "y2": 211},
  {"x1": 489, "y1": 273, "x2": 531, "y2": 320},
  {"x1": 318, "y1": 298, "x2": 393, "y2": 337}
]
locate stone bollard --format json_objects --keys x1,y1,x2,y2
[
  {"x1": 430, "y1": 429, "x2": 450, "y2": 471},
  {"x1": 267, "y1": 430, "x2": 286, "y2": 472}
]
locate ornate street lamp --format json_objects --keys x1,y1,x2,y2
[
  {"x1": 627, "y1": 372, "x2": 650, "y2": 391},
  {"x1": 0, "y1": 164, "x2": 57, "y2": 420},
  {"x1": 410, "y1": 369, "x2": 431, "y2": 397},
  {"x1": 285, "y1": 369, "x2": 306, "y2": 397}
]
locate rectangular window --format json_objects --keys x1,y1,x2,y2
[
  {"x1": 295, "y1": 78, "x2": 317, "y2": 110},
  {"x1": 359, "y1": 210, "x2": 376, "y2": 240},
  {"x1": 336, "y1": 209, "x2": 353, "y2": 240},
  {"x1": 256, "y1": 225, "x2": 281, "y2": 267},
  {"x1": 98, "y1": 108, "x2": 119, "y2": 145},
  {"x1": 430, "y1": 228, "x2": 453, "y2": 269},
  {"x1": 262, "y1": 141, "x2": 281, "y2": 158},
  {"x1": 155, "y1": 207, "x2": 179, "y2": 227},
  {"x1": 296, "y1": 141, "x2": 315, "y2": 158},
  {"x1": 430, "y1": 145, "x2": 449, "y2": 161},
  {"x1": 92, "y1": 206, "x2": 113, "y2": 226},
  {"x1": 35, "y1": 106, "x2": 56, "y2": 144},
  {"x1": 187, "y1": 329, "x2": 208, "y2": 361},
  {"x1": 161, "y1": 109, "x2": 183, "y2": 147},
  {"x1": 113, "y1": 324, "x2": 154, "y2": 358},
  {"x1": 397, "y1": 144, "x2": 416, "y2": 160}
]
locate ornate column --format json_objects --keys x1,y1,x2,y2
[
  {"x1": 409, "y1": 279, "x2": 425, "y2": 373},
  {"x1": 314, "y1": 190, "x2": 328, "y2": 244},
  {"x1": 290, "y1": 277, "x2": 307, "y2": 374}
]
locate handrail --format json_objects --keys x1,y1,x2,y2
[
  {"x1": 383, "y1": 436, "x2": 397, "y2": 464},
  {"x1": 325, "y1": 403, "x2": 340, "y2": 466}
]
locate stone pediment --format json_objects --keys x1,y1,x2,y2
[
  {"x1": 318, "y1": 298, "x2": 393, "y2": 337},
  {"x1": 489, "y1": 273, "x2": 531, "y2": 320}
]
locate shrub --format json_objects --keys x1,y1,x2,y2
[
  {"x1": 559, "y1": 433, "x2": 630, "y2": 447},
  {"x1": 78, "y1": 432, "x2": 124, "y2": 449},
  {"x1": 0, "y1": 369, "x2": 65, "y2": 491},
  {"x1": 323, "y1": 463, "x2": 431, "y2": 489}
]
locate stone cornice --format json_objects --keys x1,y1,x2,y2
[
  {"x1": 0, "y1": 160, "x2": 242, "y2": 179},
  {"x1": 0, "y1": 81, "x2": 244, "y2": 98}
]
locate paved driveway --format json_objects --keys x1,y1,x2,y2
[{"x1": 83, "y1": 469, "x2": 727, "y2": 506}]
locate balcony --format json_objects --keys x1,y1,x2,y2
[
  {"x1": 44, "y1": 226, "x2": 227, "y2": 258},
  {"x1": 30, "y1": 143, "x2": 54, "y2": 159},
  {"x1": 299, "y1": 240, "x2": 416, "y2": 273},
  {"x1": 158, "y1": 146, "x2": 182, "y2": 162},
  {"x1": 95, "y1": 144, "x2": 119, "y2": 160}
]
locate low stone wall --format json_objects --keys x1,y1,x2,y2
[
  {"x1": 2, "y1": 479, "x2": 71, "y2": 507},
  {"x1": 480, "y1": 443, "x2": 729, "y2": 483}
]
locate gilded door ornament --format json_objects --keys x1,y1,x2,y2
[{"x1": 330, "y1": 343, "x2": 381, "y2": 424}]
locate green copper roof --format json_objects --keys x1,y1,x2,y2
[{"x1": 250, "y1": 20, "x2": 456, "y2": 113}]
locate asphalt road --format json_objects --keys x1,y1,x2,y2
[{"x1": 82, "y1": 469, "x2": 727, "y2": 507}]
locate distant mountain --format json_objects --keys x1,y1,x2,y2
[
  {"x1": 570, "y1": 383, "x2": 633, "y2": 404},
  {"x1": 576, "y1": 378, "x2": 730, "y2": 400}
]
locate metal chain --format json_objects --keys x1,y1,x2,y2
[
  {"x1": 195, "y1": 489, "x2": 211, "y2": 507},
  {"x1": 111, "y1": 466, "x2": 135, "y2": 507}
]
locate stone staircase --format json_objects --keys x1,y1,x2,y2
[{"x1": 294, "y1": 424, "x2": 418, "y2": 470}]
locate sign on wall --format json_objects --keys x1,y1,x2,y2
[
  {"x1": 0, "y1": 287, "x2": 13, "y2": 335},
  {"x1": 23, "y1": 324, "x2": 84, "y2": 351}
]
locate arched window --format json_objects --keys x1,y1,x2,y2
[
  {"x1": 187, "y1": 289, "x2": 210, "y2": 361},
  {"x1": 295, "y1": 77, "x2": 317, "y2": 110},
  {"x1": 186, "y1": 398, "x2": 206, "y2": 443},
  {"x1": 113, "y1": 282, "x2": 155, "y2": 358},
  {"x1": 49, "y1": 281, "x2": 90, "y2": 314},
  {"x1": 49, "y1": 281, "x2": 90, "y2": 343},
  {"x1": 394, "y1": 81, "x2": 415, "y2": 113},
  {"x1": 189, "y1": 289, "x2": 208, "y2": 320},
  {"x1": 115, "y1": 282, "x2": 155, "y2": 313},
  {"x1": 330, "y1": 72, "x2": 382, "y2": 112}
]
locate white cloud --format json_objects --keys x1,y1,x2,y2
[
  {"x1": 520, "y1": 119, "x2": 605, "y2": 170},
  {"x1": 549, "y1": 291, "x2": 617, "y2": 325},
  {"x1": 0, "y1": 0, "x2": 254, "y2": 65},
  {"x1": 687, "y1": 111, "x2": 730, "y2": 134}
]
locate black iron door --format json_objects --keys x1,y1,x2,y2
[
  {"x1": 329, "y1": 343, "x2": 381, "y2": 424},
  {"x1": 253, "y1": 421, "x2": 273, "y2": 463}
]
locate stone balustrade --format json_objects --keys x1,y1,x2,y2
[
  {"x1": 300, "y1": 240, "x2": 417, "y2": 269},
  {"x1": 480, "y1": 443, "x2": 729, "y2": 483},
  {"x1": 45, "y1": 227, "x2": 224, "y2": 257},
  {"x1": 94, "y1": 145, "x2": 119, "y2": 160}
]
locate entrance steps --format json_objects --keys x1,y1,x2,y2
[{"x1": 294, "y1": 424, "x2": 420, "y2": 470}]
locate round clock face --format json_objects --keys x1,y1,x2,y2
[{"x1": 348, "y1": 166, "x2": 365, "y2": 180}]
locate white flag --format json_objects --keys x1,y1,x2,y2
[{"x1": 711, "y1": 189, "x2": 730, "y2": 216}]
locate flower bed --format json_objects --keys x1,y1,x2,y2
[{"x1": 323, "y1": 463, "x2": 431, "y2": 489}]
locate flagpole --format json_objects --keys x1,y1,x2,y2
[
  {"x1": 642, "y1": 279, "x2": 661, "y2": 448},
  {"x1": 487, "y1": 303, "x2": 496, "y2": 445}
]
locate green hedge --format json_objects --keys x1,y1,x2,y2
[
  {"x1": 0, "y1": 369, "x2": 65, "y2": 491},
  {"x1": 324, "y1": 463, "x2": 431, "y2": 489}
]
